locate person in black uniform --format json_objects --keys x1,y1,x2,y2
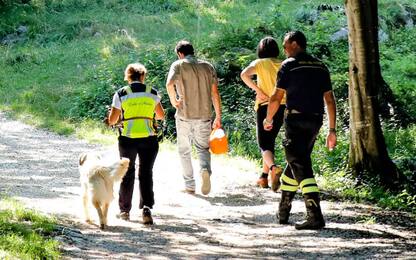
[{"x1": 263, "y1": 31, "x2": 337, "y2": 230}]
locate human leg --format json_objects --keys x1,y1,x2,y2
[
  {"x1": 269, "y1": 105, "x2": 286, "y2": 191},
  {"x1": 263, "y1": 151, "x2": 283, "y2": 192},
  {"x1": 284, "y1": 114, "x2": 324, "y2": 229},
  {"x1": 176, "y1": 117, "x2": 195, "y2": 190},
  {"x1": 256, "y1": 106, "x2": 273, "y2": 188},
  {"x1": 257, "y1": 105, "x2": 285, "y2": 190},
  {"x1": 257, "y1": 166, "x2": 269, "y2": 188},
  {"x1": 295, "y1": 192, "x2": 325, "y2": 230},
  {"x1": 193, "y1": 120, "x2": 212, "y2": 195},
  {"x1": 278, "y1": 165, "x2": 298, "y2": 224},
  {"x1": 118, "y1": 136, "x2": 138, "y2": 215},
  {"x1": 136, "y1": 136, "x2": 158, "y2": 209},
  {"x1": 193, "y1": 119, "x2": 212, "y2": 173}
]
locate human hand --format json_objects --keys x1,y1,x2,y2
[
  {"x1": 256, "y1": 91, "x2": 269, "y2": 103},
  {"x1": 103, "y1": 117, "x2": 110, "y2": 126},
  {"x1": 263, "y1": 118, "x2": 273, "y2": 131},
  {"x1": 212, "y1": 117, "x2": 221, "y2": 129},
  {"x1": 172, "y1": 98, "x2": 182, "y2": 109},
  {"x1": 326, "y1": 131, "x2": 337, "y2": 151}
]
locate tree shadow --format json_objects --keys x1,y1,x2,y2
[
  {"x1": 194, "y1": 193, "x2": 267, "y2": 207},
  {"x1": 326, "y1": 208, "x2": 416, "y2": 231},
  {"x1": 49, "y1": 191, "x2": 416, "y2": 259}
]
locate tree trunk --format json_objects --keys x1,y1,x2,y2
[{"x1": 345, "y1": 0, "x2": 401, "y2": 189}]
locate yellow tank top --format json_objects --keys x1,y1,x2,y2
[{"x1": 252, "y1": 58, "x2": 286, "y2": 110}]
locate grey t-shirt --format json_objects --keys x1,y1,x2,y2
[{"x1": 167, "y1": 55, "x2": 218, "y2": 120}]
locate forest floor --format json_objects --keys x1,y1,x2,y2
[{"x1": 1, "y1": 111, "x2": 415, "y2": 259}]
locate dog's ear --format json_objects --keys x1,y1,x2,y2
[{"x1": 79, "y1": 153, "x2": 88, "y2": 166}]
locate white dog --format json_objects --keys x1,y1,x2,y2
[{"x1": 79, "y1": 152, "x2": 129, "y2": 229}]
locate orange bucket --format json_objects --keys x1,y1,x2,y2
[{"x1": 209, "y1": 128, "x2": 228, "y2": 154}]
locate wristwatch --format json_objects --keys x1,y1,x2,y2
[{"x1": 329, "y1": 128, "x2": 336, "y2": 133}]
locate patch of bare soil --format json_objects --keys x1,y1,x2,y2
[{"x1": 1, "y1": 111, "x2": 415, "y2": 259}]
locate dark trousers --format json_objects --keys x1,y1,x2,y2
[
  {"x1": 118, "y1": 135, "x2": 159, "y2": 212},
  {"x1": 283, "y1": 113, "x2": 322, "y2": 193}
]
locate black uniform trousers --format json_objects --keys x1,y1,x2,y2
[
  {"x1": 118, "y1": 135, "x2": 159, "y2": 212},
  {"x1": 281, "y1": 113, "x2": 323, "y2": 194}
]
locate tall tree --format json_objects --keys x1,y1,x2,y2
[{"x1": 345, "y1": 0, "x2": 402, "y2": 188}]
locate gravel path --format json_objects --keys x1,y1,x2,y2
[{"x1": 1, "y1": 111, "x2": 415, "y2": 259}]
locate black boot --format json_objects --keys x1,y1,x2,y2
[
  {"x1": 277, "y1": 191, "x2": 296, "y2": 224},
  {"x1": 295, "y1": 193, "x2": 325, "y2": 230}
]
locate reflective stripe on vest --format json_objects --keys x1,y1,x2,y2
[{"x1": 120, "y1": 85, "x2": 158, "y2": 138}]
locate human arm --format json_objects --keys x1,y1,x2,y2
[
  {"x1": 324, "y1": 90, "x2": 337, "y2": 150},
  {"x1": 211, "y1": 82, "x2": 222, "y2": 129},
  {"x1": 166, "y1": 79, "x2": 182, "y2": 109},
  {"x1": 263, "y1": 88, "x2": 285, "y2": 131},
  {"x1": 154, "y1": 102, "x2": 165, "y2": 120},
  {"x1": 240, "y1": 65, "x2": 268, "y2": 102},
  {"x1": 108, "y1": 107, "x2": 121, "y2": 126}
]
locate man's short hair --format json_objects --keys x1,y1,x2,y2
[
  {"x1": 124, "y1": 63, "x2": 147, "y2": 81},
  {"x1": 257, "y1": 36, "x2": 279, "y2": 58},
  {"x1": 285, "y1": 31, "x2": 307, "y2": 50},
  {"x1": 175, "y1": 40, "x2": 194, "y2": 56}
]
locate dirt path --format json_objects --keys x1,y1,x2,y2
[{"x1": 1, "y1": 111, "x2": 415, "y2": 259}]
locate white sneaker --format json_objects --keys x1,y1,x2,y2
[{"x1": 201, "y1": 169, "x2": 211, "y2": 195}]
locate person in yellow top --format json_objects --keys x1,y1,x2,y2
[{"x1": 241, "y1": 36, "x2": 286, "y2": 191}]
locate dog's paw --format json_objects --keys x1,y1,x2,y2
[
  {"x1": 100, "y1": 224, "x2": 106, "y2": 230},
  {"x1": 85, "y1": 219, "x2": 93, "y2": 224}
]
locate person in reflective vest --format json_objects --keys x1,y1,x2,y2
[{"x1": 107, "y1": 63, "x2": 165, "y2": 225}]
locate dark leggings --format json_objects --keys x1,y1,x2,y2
[
  {"x1": 256, "y1": 104, "x2": 285, "y2": 153},
  {"x1": 118, "y1": 135, "x2": 159, "y2": 212}
]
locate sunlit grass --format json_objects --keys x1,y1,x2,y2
[
  {"x1": 74, "y1": 119, "x2": 118, "y2": 145},
  {"x1": 0, "y1": 197, "x2": 60, "y2": 259}
]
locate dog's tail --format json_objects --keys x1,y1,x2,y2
[
  {"x1": 112, "y1": 157, "x2": 130, "y2": 181},
  {"x1": 79, "y1": 152, "x2": 88, "y2": 166}
]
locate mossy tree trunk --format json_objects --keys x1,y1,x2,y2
[{"x1": 345, "y1": 0, "x2": 401, "y2": 188}]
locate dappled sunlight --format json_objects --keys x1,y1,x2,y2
[
  {"x1": 1, "y1": 112, "x2": 415, "y2": 258},
  {"x1": 100, "y1": 46, "x2": 111, "y2": 59}
]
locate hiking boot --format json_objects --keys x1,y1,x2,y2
[
  {"x1": 295, "y1": 193, "x2": 325, "y2": 230},
  {"x1": 270, "y1": 165, "x2": 283, "y2": 192},
  {"x1": 201, "y1": 169, "x2": 211, "y2": 195},
  {"x1": 278, "y1": 191, "x2": 296, "y2": 224},
  {"x1": 142, "y1": 208, "x2": 153, "y2": 225},
  {"x1": 116, "y1": 212, "x2": 130, "y2": 221},
  {"x1": 256, "y1": 176, "x2": 269, "y2": 188}
]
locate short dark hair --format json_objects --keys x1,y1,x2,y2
[
  {"x1": 257, "y1": 36, "x2": 279, "y2": 58},
  {"x1": 175, "y1": 40, "x2": 194, "y2": 56},
  {"x1": 285, "y1": 31, "x2": 307, "y2": 50}
]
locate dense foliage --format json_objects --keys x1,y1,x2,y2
[{"x1": 0, "y1": 0, "x2": 415, "y2": 211}]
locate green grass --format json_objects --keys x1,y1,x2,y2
[{"x1": 0, "y1": 197, "x2": 60, "y2": 259}]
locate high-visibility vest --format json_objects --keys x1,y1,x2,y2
[{"x1": 119, "y1": 84, "x2": 159, "y2": 138}]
